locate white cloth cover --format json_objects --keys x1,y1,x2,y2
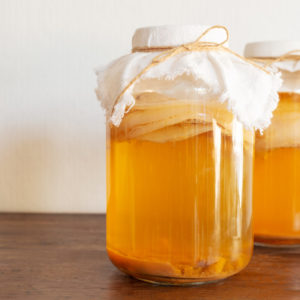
[
  {"x1": 244, "y1": 40, "x2": 300, "y2": 93},
  {"x1": 275, "y1": 60, "x2": 300, "y2": 73},
  {"x1": 273, "y1": 61, "x2": 300, "y2": 93},
  {"x1": 96, "y1": 25, "x2": 282, "y2": 131}
]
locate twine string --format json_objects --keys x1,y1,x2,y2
[{"x1": 250, "y1": 50, "x2": 300, "y2": 67}]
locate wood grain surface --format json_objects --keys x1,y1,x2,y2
[{"x1": 0, "y1": 213, "x2": 299, "y2": 300}]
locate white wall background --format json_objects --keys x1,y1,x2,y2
[{"x1": 1, "y1": 0, "x2": 300, "y2": 213}]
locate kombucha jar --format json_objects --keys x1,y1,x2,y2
[
  {"x1": 96, "y1": 25, "x2": 281, "y2": 284},
  {"x1": 245, "y1": 41, "x2": 300, "y2": 246}
]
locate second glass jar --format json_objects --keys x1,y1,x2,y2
[{"x1": 245, "y1": 41, "x2": 300, "y2": 247}]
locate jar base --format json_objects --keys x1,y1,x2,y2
[
  {"x1": 107, "y1": 247, "x2": 251, "y2": 285},
  {"x1": 117, "y1": 265, "x2": 232, "y2": 286},
  {"x1": 115, "y1": 263, "x2": 244, "y2": 286},
  {"x1": 254, "y1": 235, "x2": 300, "y2": 248},
  {"x1": 135, "y1": 275, "x2": 225, "y2": 286}
]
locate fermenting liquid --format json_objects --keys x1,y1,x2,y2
[
  {"x1": 107, "y1": 92, "x2": 254, "y2": 284},
  {"x1": 254, "y1": 92, "x2": 300, "y2": 246}
]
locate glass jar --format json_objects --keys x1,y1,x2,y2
[
  {"x1": 106, "y1": 95, "x2": 254, "y2": 284},
  {"x1": 97, "y1": 25, "x2": 280, "y2": 285},
  {"x1": 245, "y1": 41, "x2": 300, "y2": 247}
]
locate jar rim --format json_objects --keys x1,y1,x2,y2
[
  {"x1": 132, "y1": 24, "x2": 229, "y2": 49},
  {"x1": 244, "y1": 40, "x2": 300, "y2": 58}
]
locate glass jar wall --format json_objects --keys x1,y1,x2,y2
[
  {"x1": 253, "y1": 91, "x2": 300, "y2": 246},
  {"x1": 245, "y1": 41, "x2": 300, "y2": 247},
  {"x1": 106, "y1": 91, "x2": 254, "y2": 284}
]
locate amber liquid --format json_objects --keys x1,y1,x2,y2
[
  {"x1": 107, "y1": 93, "x2": 254, "y2": 284},
  {"x1": 254, "y1": 92, "x2": 300, "y2": 246}
]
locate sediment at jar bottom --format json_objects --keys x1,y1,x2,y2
[{"x1": 107, "y1": 247, "x2": 252, "y2": 284}]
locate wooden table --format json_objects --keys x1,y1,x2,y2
[{"x1": 0, "y1": 214, "x2": 299, "y2": 300}]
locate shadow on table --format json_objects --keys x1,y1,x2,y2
[
  {"x1": 103, "y1": 271, "x2": 247, "y2": 300},
  {"x1": 101, "y1": 247, "x2": 300, "y2": 300}
]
